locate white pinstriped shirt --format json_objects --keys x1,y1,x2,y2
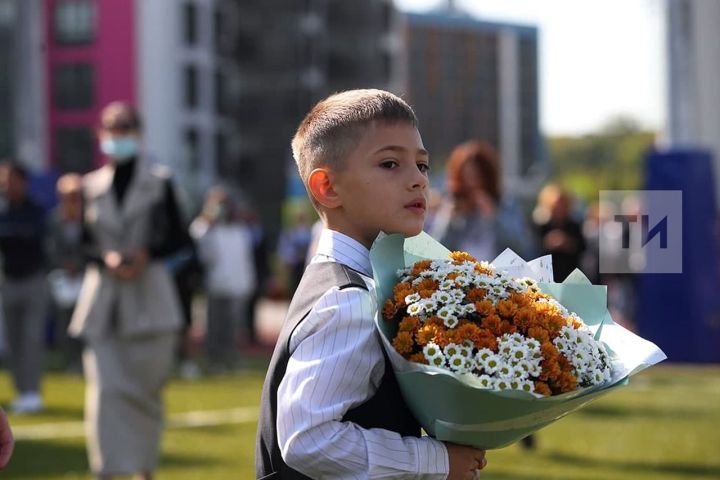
[{"x1": 277, "y1": 229, "x2": 449, "y2": 479}]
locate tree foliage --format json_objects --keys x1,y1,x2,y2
[{"x1": 547, "y1": 116, "x2": 656, "y2": 204}]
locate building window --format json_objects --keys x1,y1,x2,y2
[
  {"x1": 55, "y1": 126, "x2": 94, "y2": 173},
  {"x1": 215, "y1": 132, "x2": 226, "y2": 172},
  {"x1": 54, "y1": 0, "x2": 95, "y2": 44},
  {"x1": 54, "y1": 63, "x2": 94, "y2": 109},
  {"x1": 183, "y1": 2, "x2": 197, "y2": 46},
  {"x1": 183, "y1": 128, "x2": 200, "y2": 171},
  {"x1": 184, "y1": 65, "x2": 198, "y2": 108},
  {"x1": 214, "y1": 69, "x2": 226, "y2": 115}
]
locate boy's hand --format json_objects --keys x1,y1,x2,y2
[{"x1": 446, "y1": 442, "x2": 487, "y2": 479}]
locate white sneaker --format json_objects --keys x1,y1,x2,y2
[{"x1": 11, "y1": 392, "x2": 44, "y2": 414}]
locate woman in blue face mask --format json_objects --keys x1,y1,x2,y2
[{"x1": 70, "y1": 102, "x2": 192, "y2": 480}]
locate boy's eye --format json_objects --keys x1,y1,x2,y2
[
  {"x1": 417, "y1": 162, "x2": 430, "y2": 174},
  {"x1": 380, "y1": 160, "x2": 399, "y2": 169}
]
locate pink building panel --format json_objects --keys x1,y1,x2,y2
[{"x1": 45, "y1": 0, "x2": 137, "y2": 170}]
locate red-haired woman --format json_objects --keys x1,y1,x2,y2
[{"x1": 428, "y1": 140, "x2": 537, "y2": 262}]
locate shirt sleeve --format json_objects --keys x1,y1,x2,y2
[{"x1": 277, "y1": 286, "x2": 449, "y2": 479}]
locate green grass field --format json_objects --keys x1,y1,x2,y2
[{"x1": 1, "y1": 363, "x2": 719, "y2": 479}]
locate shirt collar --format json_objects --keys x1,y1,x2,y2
[{"x1": 313, "y1": 228, "x2": 373, "y2": 277}]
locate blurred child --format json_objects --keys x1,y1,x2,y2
[{"x1": 190, "y1": 187, "x2": 256, "y2": 371}]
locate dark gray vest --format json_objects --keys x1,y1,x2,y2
[{"x1": 256, "y1": 262, "x2": 420, "y2": 479}]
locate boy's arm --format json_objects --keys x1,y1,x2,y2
[{"x1": 277, "y1": 286, "x2": 449, "y2": 479}]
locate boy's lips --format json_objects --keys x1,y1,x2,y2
[{"x1": 404, "y1": 197, "x2": 427, "y2": 214}]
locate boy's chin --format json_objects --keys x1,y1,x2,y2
[{"x1": 390, "y1": 225, "x2": 425, "y2": 239}]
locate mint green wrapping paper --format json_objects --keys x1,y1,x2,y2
[{"x1": 370, "y1": 232, "x2": 667, "y2": 449}]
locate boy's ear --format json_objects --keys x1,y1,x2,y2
[{"x1": 308, "y1": 168, "x2": 341, "y2": 209}]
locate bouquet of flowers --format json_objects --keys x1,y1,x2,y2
[
  {"x1": 383, "y1": 253, "x2": 613, "y2": 397},
  {"x1": 370, "y1": 232, "x2": 666, "y2": 449}
]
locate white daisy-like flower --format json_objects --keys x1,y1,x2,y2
[
  {"x1": 505, "y1": 333, "x2": 525, "y2": 345},
  {"x1": 419, "y1": 269, "x2": 435, "y2": 278},
  {"x1": 477, "y1": 374, "x2": 495, "y2": 389},
  {"x1": 433, "y1": 290, "x2": 453, "y2": 304},
  {"x1": 428, "y1": 355, "x2": 446, "y2": 367},
  {"x1": 478, "y1": 261, "x2": 496, "y2": 272},
  {"x1": 513, "y1": 359, "x2": 532, "y2": 378},
  {"x1": 474, "y1": 275, "x2": 494, "y2": 289},
  {"x1": 524, "y1": 337, "x2": 541, "y2": 352},
  {"x1": 404, "y1": 293, "x2": 421, "y2": 304},
  {"x1": 462, "y1": 303, "x2": 477, "y2": 315},
  {"x1": 497, "y1": 341, "x2": 514, "y2": 357},
  {"x1": 496, "y1": 364, "x2": 516, "y2": 379},
  {"x1": 508, "y1": 345, "x2": 530, "y2": 363},
  {"x1": 406, "y1": 302, "x2": 423, "y2": 316},
  {"x1": 423, "y1": 342, "x2": 442, "y2": 358},
  {"x1": 443, "y1": 343, "x2": 461, "y2": 358},
  {"x1": 444, "y1": 316, "x2": 459, "y2": 328},
  {"x1": 420, "y1": 299, "x2": 438, "y2": 314},
  {"x1": 489, "y1": 285, "x2": 510, "y2": 299},
  {"x1": 458, "y1": 344, "x2": 473, "y2": 358},
  {"x1": 437, "y1": 307, "x2": 458, "y2": 326},
  {"x1": 496, "y1": 379, "x2": 510, "y2": 390},
  {"x1": 438, "y1": 279, "x2": 455, "y2": 291},
  {"x1": 478, "y1": 353, "x2": 500, "y2": 375},
  {"x1": 517, "y1": 379, "x2": 535, "y2": 393},
  {"x1": 454, "y1": 275, "x2": 470, "y2": 287},
  {"x1": 449, "y1": 289, "x2": 465, "y2": 302},
  {"x1": 431, "y1": 270, "x2": 446, "y2": 281},
  {"x1": 553, "y1": 337, "x2": 569, "y2": 353},
  {"x1": 475, "y1": 348, "x2": 494, "y2": 362},
  {"x1": 447, "y1": 353, "x2": 468, "y2": 372},
  {"x1": 396, "y1": 267, "x2": 411, "y2": 277}
]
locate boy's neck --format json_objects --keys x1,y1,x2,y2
[{"x1": 322, "y1": 215, "x2": 378, "y2": 250}]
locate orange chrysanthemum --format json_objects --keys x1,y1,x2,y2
[
  {"x1": 475, "y1": 300, "x2": 495, "y2": 317},
  {"x1": 382, "y1": 299, "x2": 398, "y2": 320},
  {"x1": 393, "y1": 283, "x2": 413, "y2": 305},
  {"x1": 466, "y1": 288, "x2": 487, "y2": 303},
  {"x1": 416, "y1": 323, "x2": 441, "y2": 346},
  {"x1": 449, "y1": 251, "x2": 478, "y2": 264},
  {"x1": 411, "y1": 260, "x2": 433, "y2": 276},
  {"x1": 496, "y1": 299, "x2": 518, "y2": 319},
  {"x1": 408, "y1": 352, "x2": 428, "y2": 364},
  {"x1": 534, "y1": 381, "x2": 552, "y2": 397},
  {"x1": 392, "y1": 331, "x2": 414, "y2": 355},
  {"x1": 481, "y1": 314, "x2": 502, "y2": 335},
  {"x1": 398, "y1": 316, "x2": 420, "y2": 333}
]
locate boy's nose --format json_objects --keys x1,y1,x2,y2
[{"x1": 410, "y1": 169, "x2": 428, "y2": 190}]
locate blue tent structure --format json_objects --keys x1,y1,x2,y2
[{"x1": 637, "y1": 148, "x2": 720, "y2": 363}]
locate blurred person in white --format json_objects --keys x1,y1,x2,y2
[
  {"x1": 0, "y1": 160, "x2": 48, "y2": 415},
  {"x1": 69, "y1": 102, "x2": 191, "y2": 480},
  {"x1": 46, "y1": 173, "x2": 86, "y2": 372},
  {"x1": 0, "y1": 407, "x2": 13, "y2": 470},
  {"x1": 190, "y1": 186, "x2": 257, "y2": 371}
]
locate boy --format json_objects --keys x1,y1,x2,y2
[{"x1": 256, "y1": 90, "x2": 487, "y2": 479}]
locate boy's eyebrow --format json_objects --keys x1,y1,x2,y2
[{"x1": 374, "y1": 145, "x2": 429, "y2": 157}]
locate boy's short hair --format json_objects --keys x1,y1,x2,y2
[{"x1": 291, "y1": 89, "x2": 418, "y2": 203}]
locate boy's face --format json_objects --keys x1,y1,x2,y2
[{"x1": 330, "y1": 121, "x2": 429, "y2": 248}]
